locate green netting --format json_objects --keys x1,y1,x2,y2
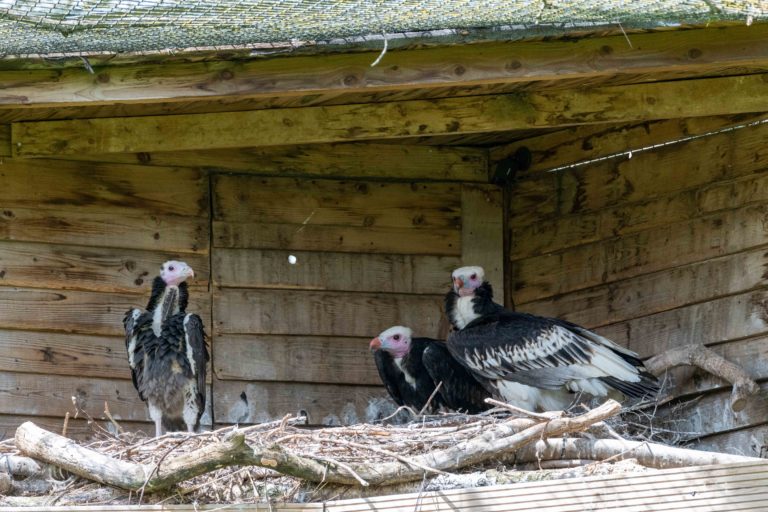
[{"x1": 0, "y1": 1, "x2": 766, "y2": 58}]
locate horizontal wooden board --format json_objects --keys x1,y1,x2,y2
[
  {"x1": 6, "y1": 24, "x2": 768, "y2": 106},
  {"x1": 0, "y1": 241, "x2": 210, "y2": 293},
  {"x1": 59, "y1": 143, "x2": 488, "y2": 182},
  {"x1": 657, "y1": 381, "x2": 768, "y2": 442},
  {"x1": 214, "y1": 248, "x2": 457, "y2": 294},
  {"x1": 690, "y1": 424, "x2": 768, "y2": 458},
  {"x1": 512, "y1": 158, "x2": 768, "y2": 260},
  {"x1": 509, "y1": 120, "x2": 768, "y2": 227},
  {"x1": 213, "y1": 334, "x2": 380, "y2": 385},
  {"x1": 213, "y1": 379, "x2": 387, "y2": 425},
  {"x1": 322, "y1": 462, "x2": 768, "y2": 512},
  {"x1": 14, "y1": 73, "x2": 768, "y2": 156},
  {"x1": 492, "y1": 113, "x2": 768, "y2": 173},
  {"x1": 0, "y1": 158, "x2": 207, "y2": 217},
  {"x1": 512, "y1": 203, "x2": 768, "y2": 304},
  {"x1": 215, "y1": 289, "x2": 443, "y2": 338},
  {"x1": 0, "y1": 287, "x2": 211, "y2": 336},
  {"x1": 0, "y1": 372, "x2": 148, "y2": 422},
  {"x1": 0, "y1": 414, "x2": 154, "y2": 442},
  {"x1": 213, "y1": 221, "x2": 461, "y2": 255},
  {"x1": 521, "y1": 247, "x2": 768, "y2": 328},
  {"x1": 0, "y1": 207, "x2": 208, "y2": 254},
  {"x1": 0, "y1": 330, "x2": 129, "y2": 380},
  {"x1": 595, "y1": 289, "x2": 768, "y2": 356},
  {"x1": 214, "y1": 175, "x2": 462, "y2": 229}
]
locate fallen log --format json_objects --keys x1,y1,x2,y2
[
  {"x1": 645, "y1": 343, "x2": 760, "y2": 411},
  {"x1": 15, "y1": 399, "x2": 622, "y2": 491}
]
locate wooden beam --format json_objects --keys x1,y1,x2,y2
[
  {"x1": 4, "y1": 24, "x2": 768, "y2": 109},
  {"x1": 491, "y1": 113, "x2": 768, "y2": 173},
  {"x1": 54, "y1": 143, "x2": 488, "y2": 182},
  {"x1": 14, "y1": 72, "x2": 768, "y2": 157},
  {"x1": 0, "y1": 124, "x2": 9, "y2": 156}
]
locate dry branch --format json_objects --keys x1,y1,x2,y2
[
  {"x1": 645, "y1": 343, "x2": 760, "y2": 411},
  {"x1": 513, "y1": 438, "x2": 763, "y2": 469},
  {"x1": 15, "y1": 400, "x2": 622, "y2": 491}
]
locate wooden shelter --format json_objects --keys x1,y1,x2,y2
[{"x1": 1, "y1": 2, "x2": 768, "y2": 460}]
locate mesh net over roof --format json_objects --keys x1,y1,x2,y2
[{"x1": 0, "y1": 1, "x2": 766, "y2": 58}]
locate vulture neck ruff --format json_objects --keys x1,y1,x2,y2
[
  {"x1": 152, "y1": 286, "x2": 180, "y2": 336},
  {"x1": 452, "y1": 295, "x2": 480, "y2": 330}
]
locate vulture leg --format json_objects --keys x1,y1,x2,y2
[{"x1": 148, "y1": 402, "x2": 163, "y2": 437}]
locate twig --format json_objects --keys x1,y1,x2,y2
[
  {"x1": 484, "y1": 398, "x2": 564, "y2": 420},
  {"x1": 418, "y1": 381, "x2": 443, "y2": 416},
  {"x1": 314, "y1": 456, "x2": 369, "y2": 487},
  {"x1": 61, "y1": 412, "x2": 70, "y2": 438},
  {"x1": 103, "y1": 402, "x2": 124, "y2": 435}
]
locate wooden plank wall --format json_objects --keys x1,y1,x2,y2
[
  {"x1": 507, "y1": 121, "x2": 768, "y2": 457},
  {"x1": 0, "y1": 141, "x2": 500, "y2": 434},
  {"x1": 0, "y1": 158, "x2": 211, "y2": 438},
  {"x1": 210, "y1": 175, "x2": 502, "y2": 426}
]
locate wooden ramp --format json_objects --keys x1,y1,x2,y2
[{"x1": 4, "y1": 461, "x2": 767, "y2": 511}]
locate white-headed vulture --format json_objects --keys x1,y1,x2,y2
[
  {"x1": 445, "y1": 266, "x2": 660, "y2": 412},
  {"x1": 370, "y1": 326, "x2": 491, "y2": 414},
  {"x1": 124, "y1": 260, "x2": 209, "y2": 436}
]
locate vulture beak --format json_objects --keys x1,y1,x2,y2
[
  {"x1": 184, "y1": 266, "x2": 195, "y2": 280},
  {"x1": 453, "y1": 276, "x2": 463, "y2": 292},
  {"x1": 369, "y1": 337, "x2": 382, "y2": 350}
]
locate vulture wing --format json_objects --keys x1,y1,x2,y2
[
  {"x1": 183, "y1": 313, "x2": 210, "y2": 412},
  {"x1": 449, "y1": 311, "x2": 657, "y2": 397},
  {"x1": 123, "y1": 308, "x2": 148, "y2": 400},
  {"x1": 422, "y1": 342, "x2": 491, "y2": 414}
]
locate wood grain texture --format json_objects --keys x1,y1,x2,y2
[
  {"x1": 690, "y1": 424, "x2": 768, "y2": 458},
  {"x1": 0, "y1": 287, "x2": 211, "y2": 336},
  {"x1": 214, "y1": 248, "x2": 456, "y2": 294},
  {"x1": 213, "y1": 175, "x2": 462, "y2": 230},
  {"x1": 213, "y1": 334, "x2": 379, "y2": 385},
  {"x1": 657, "y1": 381, "x2": 768, "y2": 443},
  {"x1": 491, "y1": 113, "x2": 768, "y2": 172},
  {"x1": 215, "y1": 289, "x2": 443, "y2": 338},
  {"x1": 54, "y1": 143, "x2": 489, "y2": 182},
  {"x1": 15, "y1": 72, "x2": 768, "y2": 156},
  {"x1": 0, "y1": 241, "x2": 209, "y2": 293},
  {"x1": 512, "y1": 203, "x2": 768, "y2": 304},
  {"x1": 461, "y1": 184, "x2": 504, "y2": 305},
  {"x1": 595, "y1": 289, "x2": 768, "y2": 357},
  {"x1": 0, "y1": 158, "x2": 208, "y2": 217},
  {"x1": 0, "y1": 124, "x2": 9, "y2": 156},
  {"x1": 520, "y1": 247, "x2": 768, "y2": 328},
  {"x1": 213, "y1": 221, "x2": 460, "y2": 255},
  {"x1": 0, "y1": 372, "x2": 148, "y2": 422},
  {"x1": 509, "y1": 120, "x2": 768, "y2": 227},
  {"x1": 0, "y1": 207, "x2": 208, "y2": 254},
  {"x1": 0, "y1": 330, "x2": 129, "y2": 379},
  {"x1": 213, "y1": 379, "x2": 387, "y2": 425},
  {"x1": 0, "y1": 414, "x2": 154, "y2": 441}
]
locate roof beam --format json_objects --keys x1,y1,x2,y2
[
  {"x1": 12, "y1": 73, "x2": 768, "y2": 157},
  {"x1": 490, "y1": 113, "x2": 768, "y2": 174},
  {"x1": 3, "y1": 24, "x2": 768, "y2": 109}
]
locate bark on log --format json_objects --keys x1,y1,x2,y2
[
  {"x1": 645, "y1": 344, "x2": 760, "y2": 411},
  {"x1": 0, "y1": 454, "x2": 43, "y2": 477},
  {"x1": 513, "y1": 438, "x2": 763, "y2": 469},
  {"x1": 15, "y1": 400, "x2": 622, "y2": 491}
]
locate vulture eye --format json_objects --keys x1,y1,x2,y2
[
  {"x1": 393, "y1": 334, "x2": 401, "y2": 341},
  {"x1": 470, "y1": 273, "x2": 477, "y2": 280},
  {"x1": 169, "y1": 265, "x2": 175, "y2": 271}
]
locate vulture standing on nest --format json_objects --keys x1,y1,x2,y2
[
  {"x1": 445, "y1": 266, "x2": 659, "y2": 411},
  {"x1": 370, "y1": 326, "x2": 491, "y2": 414},
  {"x1": 124, "y1": 260, "x2": 209, "y2": 436}
]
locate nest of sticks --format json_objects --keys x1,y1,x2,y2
[{"x1": 0, "y1": 395, "x2": 762, "y2": 507}]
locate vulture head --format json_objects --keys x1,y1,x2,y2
[
  {"x1": 370, "y1": 326, "x2": 413, "y2": 358},
  {"x1": 160, "y1": 260, "x2": 195, "y2": 287},
  {"x1": 451, "y1": 266, "x2": 485, "y2": 297}
]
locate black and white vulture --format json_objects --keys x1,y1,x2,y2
[
  {"x1": 124, "y1": 260, "x2": 209, "y2": 436},
  {"x1": 370, "y1": 326, "x2": 491, "y2": 414},
  {"x1": 445, "y1": 266, "x2": 660, "y2": 412}
]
